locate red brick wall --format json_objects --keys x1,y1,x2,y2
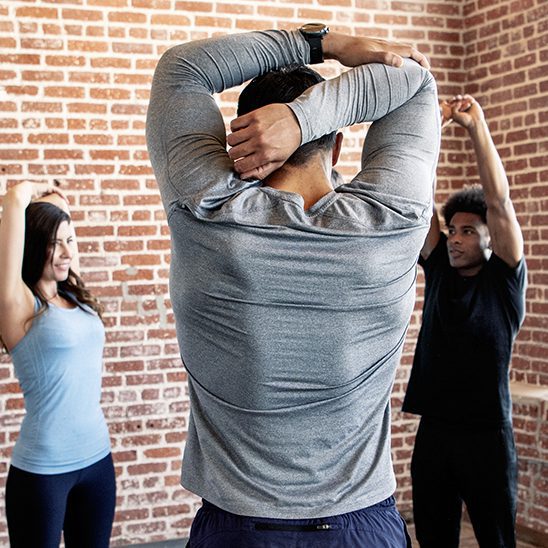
[{"x1": 0, "y1": 0, "x2": 545, "y2": 544}]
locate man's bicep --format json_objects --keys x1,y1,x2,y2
[
  {"x1": 348, "y1": 77, "x2": 440, "y2": 220},
  {"x1": 365, "y1": 83, "x2": 438, "y2": 199},
  {"x1": 166, "y1": 131, "x2": 245, "y2": 212},
  {"x1": 421, "y1": 208, "x2": 441, "y2": 260},
  {"x1": 149, "y1": 90, "x2": 255, "y2": 212},
  {"x1": 487, "y1": 204, "x2": 524, "y2": 268}
]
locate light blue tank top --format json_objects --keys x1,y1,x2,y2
[{"x1": 10, "y1": 298, "x2": 110, "y2": 474}]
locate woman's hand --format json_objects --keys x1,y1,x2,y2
[{"x1": 8, "y1": 180, "x2": 69, "y2": 210}]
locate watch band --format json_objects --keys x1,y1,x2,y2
[{"x1": 299, "y1": 23, "x2": 329, "y2": 64}]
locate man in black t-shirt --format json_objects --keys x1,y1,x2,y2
[{"x1": 403, "y1": 95, "x2": 526, "y2": 548}]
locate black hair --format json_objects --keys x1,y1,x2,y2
[
  {"x1": 442, "y1": 184, "x2": 487, "y2": 226},
  {"x1": 23, "y1": 202, "x2": 103, "y2": 320},
  {"x1": 237, "y1": 65, "x2": 337, "y2": 167}
]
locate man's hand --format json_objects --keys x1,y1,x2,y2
[
  {"x1": 227, "y1": 104, "x2": 302, "y2": 180},
  {"x1": 440, "y1": 95, "x2": 484, "y2": 130},
  {"x1": 324, "y1": 32, "x2": 430, "y2": 70},
  {"x1": 440, "y1": 100, "x2": 454, "y2": 128},
  {"x1": 448, "y1": 94, "x2": 484, "y2": 130},
  {"x1": 228, "y1": 32, "x2": 430, "y2": 181}
]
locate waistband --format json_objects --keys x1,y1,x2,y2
[{"x1": 201, "y1": 496, "x2": 398, "y2": 532}]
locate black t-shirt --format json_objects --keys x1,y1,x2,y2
[{"x1": 402, "y1": 233, "x2": 527, "y2": 425}]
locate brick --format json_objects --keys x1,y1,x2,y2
[
  {"x1": 62, "y1": 9, "x2": 103, "y2": 21},
  {"x1": 0, "y1": 134, "x2": 23, "y2": 144},
  {"x1": 88, "y1": 0, "x2": 128, "y2": 5},
  {"x1": 44, "y1": 86, "x2": 85, "y2": 98},
  {"x1": 116, "y1": 508, "x2": 150, "y2": 521},
  {"x1": 113, "y1": 73, "x2": 152, "y2": 85},
  {"x1": 129, "y1": 28, "x2": 147, "y2": 39},
  {"x1": 41, "y1": 23, "x2": 63, "y2": 34},
  {"x1": 86, "y1": 25, "x2": 105, "y2": 37},
  {"x1": 194, "y1": 16, "x2": 232, "y2": 28},
  {"x1": 68, "y1": 40, "x2": 108, "y2": 52},
  {"x1": 45, "y1": 55, "x2": 86, "y2": 66},
  {"x1": 109, "y1": 11, "x2": 147, "y2": 23},
  {"x1": 90, "y1": 88, "x2": 131, "y2": 100},
  {"x1": 16, "y1": 7, "x2": 59, "y2": 19},
  {"x1": 391, "y1": 1, "x2": 425, "y2": 12},
  {"x1": 428, "y1": 30, "x2": 460, "y2": 42},
  {"x1": 258, "y1": 6, "x2": 295, "y2": 18},
  {"x1": 528, "y1": 66, "x2": 547, "y2": 81},
  {"x1": 113, "y1": 268, "x2": 154, "y2": 281},
  {"x1": 413, "y1": 15, "x2": 445, "y2": 27},
  {"x1": 4, "y1": 85, "x2": 39, "y2": 96},
  {"x1": 0, "y1": 70, "x2": 16, "y2": 80},
  {"x1": 69, "y1": 71, "x2": 110, "y2": 83},
  {"x1": 22, "y1": 101, "x2": 63, "y2": 113},
  {"x1": 0, "y1": 38, "x2": 16, "y2": 49},
  {"x1": 0, "y1": 54, "x2": 40, "y2": 65},
  {"x1": 112, "y1": 42, "x2": 153, "y2": 54},
  {"x1": 0, "y1": 119, "x2": 17, "y2": 129},
  {"x1": 375, "y1": 13, "x2": 409, "y2": 25},
  {"x1": 73, "y1": 133, "x2": 114, "y2": 146},
  {"x1": 28, "y1": 133, "x2": 69, "y2": 144},
  {"x1": 90, "y1": 57, "x2": 131, "y2": 68},
  {"x1": 21, "y1": 70, "x2": 64, "y2": 81},
  {"x1": 428, "y1": 3, "x2": 460, "y2": 16},
  {"x1": 145, "y1": 447, "x2": 181, "y2": 459},
  {"x1": 177, "y1": 0, "x2": 214, "y2": 9},
  {"x1": 108, "y1": 27, "x2": 125, "y2": 38}
]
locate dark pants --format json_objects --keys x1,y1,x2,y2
[
  {"x1": 6, "y1": 453, "x2": 116, "y2": 548},
  {"x1": 187, "y1": 496, "x2": 411, "y2": 547},
  {"x1": 411, "y1": 417, "x2": 517, "y2": 548}
]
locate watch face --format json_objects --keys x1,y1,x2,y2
[{"x1": 300, "y1": 23, "x2": 328, "y2": 36}]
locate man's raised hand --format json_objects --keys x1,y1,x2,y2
[
  {"x1": 324, "y1": 32, "x2": 430, "y2": 69},
  {"x1": 228, "y1": 104, "x2": 302, "y2": 180}
]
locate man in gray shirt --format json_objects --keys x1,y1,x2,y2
[{"x1": 147, "y1": 26, "x2": 440, "y2": 546}]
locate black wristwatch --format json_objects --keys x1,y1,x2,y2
[{"x1": 299, "y1": 23, "x2": 329, "y2": 64}]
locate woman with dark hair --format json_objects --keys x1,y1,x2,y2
[{"x1": 0, "y1": 181, "x2": 115, "y2": 547}]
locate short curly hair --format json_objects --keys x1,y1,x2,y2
[{"x1": 442, "y1": 184, "x2": 487, "y2": 226}]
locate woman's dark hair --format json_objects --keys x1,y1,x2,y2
[
  {"x1": 23, "y1": 202, "x2": 103, "y2": 322},
  {"x1": 442, "y1": 184, "x2": 487, "y2": 226},
  {"x1": 237, "y1": 65, "x2": 337, "y2": 167}
]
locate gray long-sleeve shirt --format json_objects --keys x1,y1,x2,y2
[{"x1": 146, "y1": 29, "x2": 440, "y2": 519}]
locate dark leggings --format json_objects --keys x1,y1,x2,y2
[
  {"x1": 6, "y1": 453, "x2": 116, "y2": 548},
  {"x1": 411, "y1": 418, "x2": 517, "y2": 548}
]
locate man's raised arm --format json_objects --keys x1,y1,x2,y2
[
  {"x1": 146, "y1": 30, "x2": 310, "y2": 215},
  {"x1": 147, "y1": 29, "x2": 432, "y2": 217},
  {"x1": 450, "y1": 95, "x2": 523, "y2": 267},
  {"x1": 229, "y1": 32, "x2": 439, "y2": 225}
]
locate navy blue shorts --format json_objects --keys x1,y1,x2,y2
[{"x1": 187, "y1": 496, "x2": 411, "y2": 547}]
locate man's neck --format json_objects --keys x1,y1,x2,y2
[{"x1": 263, "y1": 156, "x2": 333, "y2": 210}]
